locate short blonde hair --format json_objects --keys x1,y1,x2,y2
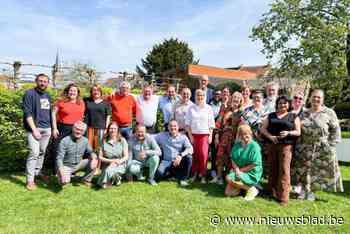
[
  {"x1": 232, "y1": 91, "x2": 243, "y2": 107},
  {"x1": 195, "y1": 89, "x2": 205, "y2": 96},
  {"x1": 237, "y1": 124, "x2": 253, "y2": 141}
]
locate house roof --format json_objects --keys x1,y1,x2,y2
[
  {"x1": 188, "y1": 64, "x2": 259, "y2": 81},
  {"x1": 226, "y1": 65, "x2": 270, "y2": 77},
  {"x1": 0, "y1": 74, "x2": 10, "y2": 82}
]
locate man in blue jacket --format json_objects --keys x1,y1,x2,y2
[
  {"x1": 22, "y1": 74, "x2": 52, "y2": 191},
  {"x1": 191, "y1": 75, "x2": 214, "y2": 104}
]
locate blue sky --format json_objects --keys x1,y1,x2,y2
[{"x1": 0, "y1": 0, "x2": 272, "y2": 78}]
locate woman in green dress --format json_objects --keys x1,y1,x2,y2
[
  {"x1": 225, "y1": 124, "x2": 263, "y2": 201},
  {"x1": 97, "y1": 122, "x2": 129, "y2": 188}
]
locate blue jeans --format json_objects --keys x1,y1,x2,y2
[
  {"x1": 156, "y1": 155, "x2": 192, "y2": 181},
  {"x1": 119, "y1": 127, "x2": 133, "y2": 140}
]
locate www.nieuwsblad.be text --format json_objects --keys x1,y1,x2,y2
[{"x1": 209, "y1": 214, "x2": 344, "y2": 226}]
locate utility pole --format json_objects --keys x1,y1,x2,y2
[{"x1": 12, "y1": 61, "x2": 21, "y2": 90}]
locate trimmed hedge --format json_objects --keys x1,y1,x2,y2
[{"x1": 0, "y1": 86, "x2": 27, "y2": 172}]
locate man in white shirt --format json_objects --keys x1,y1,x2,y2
[
  {"x1": 136, "y1": 84, "x2": 159, "y2": 133},
  {"x1": 263, "y1": 81, "x2": 279, "y2": 113}
]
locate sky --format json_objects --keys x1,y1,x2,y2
[{"x1": 0, "y1": 0, "x2": 272, "y2": 79}]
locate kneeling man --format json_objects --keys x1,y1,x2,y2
[
  {"x1": 155, "y1": 120, "x2": 193, "y2": 186},
  {"x1": 128, "y1": 125, "x2": 161, "y2": 185},
  {"x1": 56, "y1": 121, "x2": 98, "y2": 186}
]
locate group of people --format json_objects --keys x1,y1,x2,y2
[{"x1": 22, "y1": 73, "x2": 344, "y2": 205}]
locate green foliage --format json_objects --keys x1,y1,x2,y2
[
  {"x1": 342, "y1": 131, "x2": 350, "y2": 138},
  {"x1": 251, "y1": 0, "x2": 350, "y2": 106},
  {"x1": 0, "y1": 86, "x2": 27, "y2": 172},
  {"x1": 136, "y1": 37, "x2": 199, "y2": 77},
  {"x1": 215, "y1": 81, "x2": 241, "y2": 93},
  {"x1": 101, "y1": 87, "x2": 113, "y2": 95}
]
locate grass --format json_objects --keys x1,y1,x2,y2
[
  {"x1": 342, "y1": 131, "x2": 350, "y2": 139},
  {"x1": 0, "y1": 167, "x2": 349, "y2": 233}
]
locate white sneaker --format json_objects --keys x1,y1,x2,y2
[
  {"x1": 200, "y1": 177, "x2": 207, "y2": 184},
  {"x1": 115, "y1": 176, "x2": 122, "y2": 186},
  {"x1": 209, "y1": 177, "x2": 218, "y2": 184},
  {"x1": 217, "y1": 178, "x2": 224, "y2": 185},
  {"x1": 244, "y1": 186, "x2": 259, "y2": 201},
  {"x1": 137, "y1": 175, "x2": 146, "y2": 181},
  {"x1": 179, "y1": 180, "x2": 189, "y2": 187}
]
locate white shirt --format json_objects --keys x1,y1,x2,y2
[
  {"x1": 136, "y1": 95, "x2": 159, "y2": 127},
  {"x1": 173, "y1": 101, "x2": 194, "y2": 130},
  {"x1": 185, "y1": 104, "x2": 215, "y2": 134}
]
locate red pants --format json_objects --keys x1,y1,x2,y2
[{"x1": 192, "y1": 134, "x2": 209, "y2": 177}]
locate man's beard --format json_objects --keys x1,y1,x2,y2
[{"x1": 37, "y1": 85, "x2": 47, "y2": 92}]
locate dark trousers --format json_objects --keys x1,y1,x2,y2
[
  {"x1": 209, "y1": 141, "x2": 218, "y2": 174},
  {"x1": 267, "y1": 144, "x2": 292, "y2": 203},
  {"x1": 49, "y1": 123, "x2": 73, "y2": 174},
  {"x1": 156, "y1": 155, "x2": 192, "y2": 181}
]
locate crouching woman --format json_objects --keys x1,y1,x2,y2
[
  {"x1": 225, "y1": 124, "x2": 262, "y2": 201},
  {"x1": 97, "y1": 122, "x2": 128, "y2": 188}
]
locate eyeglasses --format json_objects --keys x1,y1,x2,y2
[{"x1": 293, "y1": 96, "x2": 303, "y2": 101}]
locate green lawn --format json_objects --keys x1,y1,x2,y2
[{"x1": 0, "y1": 166, "x2": 349, "y2": 233}]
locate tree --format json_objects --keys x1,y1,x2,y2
[
  {"x1": 251, "y1": 0, "x2": 350, "y2": 106},
  {"x1": 136, "y1": 38, "x2": 199, "y2": 78},
  {"x1": 64, "y1": 62, "x2": 101, "y2": 88}
]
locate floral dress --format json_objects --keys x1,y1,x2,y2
[
  {"x1": 241, "y1": 105, "x2": 270, "y2": 140},
  {"x1": 294, "y1": 107, "x2": 343, "y2": 192},
  {"x1": 215, "y1": 106, "x2": 243, "y2": 169}
]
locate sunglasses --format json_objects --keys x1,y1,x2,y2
[{"x1": 293, "y1": 96, "x2": 303, "y2": 101}]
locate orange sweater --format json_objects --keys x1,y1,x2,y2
[
  {"x1": 56, "y1": 99, "x2": 85, "y2": 125},
  {"x1": 106, "y1": 94, "x2": 137, "y2": 126}
]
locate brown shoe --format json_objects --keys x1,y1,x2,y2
[
  {"x1": 102, "y1": 182, "x2": 112, "y2": 189},
  {"x1": 83, "y1": 181, "x2": 93, "y2": 187},
  {"x1": 127, "y1": 175, "x2": 133, "y2": 182},
  {"x1": 26, "y1": 182, "x2": 37, "y2": 191},
  {"x1": 38, "y1": 174, "x2": 49, "y2": 183}
]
